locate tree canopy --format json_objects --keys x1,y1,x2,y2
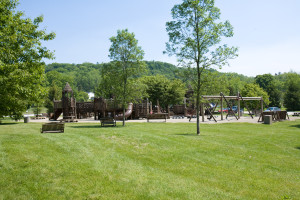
[
  {"x1": 140, "y1": 75, "x2": 186, "y2": 110},
  {"x1": 241, "y1": 83, "x2": 269, "y2": 111},
  {"x1": 284, "y1": 73, "x2": 300, "y2": 111},
  {"x1": 255, "y1": 74, "x2": 281, "y2": 107},
  {"x1": 0, "y1": 0, "x2": 55, "y2": 119}
]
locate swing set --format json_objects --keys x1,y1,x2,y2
[{"x1": 201, "y1": 92, "x2": 264, "y2": 122}]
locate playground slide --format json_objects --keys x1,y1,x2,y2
[
  {"x1": 50, "y1": 109, "x2": 62, "y2": 121},
  {"x1": 115, "y1": 103, "x2": 133, "y2": 120}
]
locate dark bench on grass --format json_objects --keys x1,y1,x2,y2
[
  {"x1": 41, "y1": 122, "x2": 65, "y2": 133},
  {"x1": 100, "y1": 117, "x2": 116, "y2": 127},
  {"x1": 147, "y1": 113, "x2": 168, "y2": 122}
]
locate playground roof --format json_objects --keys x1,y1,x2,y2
[{"x1": 63, "y1": 82, "x2": 73, "y2": 92}]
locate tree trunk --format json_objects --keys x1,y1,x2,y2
[
  {"x1": 122, "y1": 105, "x2": 125, "y2": 126},
  {"x1": 122, "y1": 83, "x2": 126, "y2": 126},
  {"x1": 196, "y1": 63, "x2": 201, "y2": 135},
  {"x1": 196, "y1": 92, "x2": 200, "y2": 135},
  {"x1": 123, "y1": 66, "x2": 127, "y2": 126},
  {"x1": 195, "y1": 11, "x2": 201, "y2": 136}
]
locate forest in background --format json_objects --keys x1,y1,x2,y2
[
  {"x1": 44, "y1": 61, "x2": 300, "y2": 113},
  {"x1": 45, "y1": 61, "x2": 254, "y2": 94}
]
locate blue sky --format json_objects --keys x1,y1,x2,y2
[{"x1": 17, "y1": 0, "x2": 300, "y2": 77}]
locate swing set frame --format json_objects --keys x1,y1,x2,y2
[{"x1": 201, "y1": 92, "x2": 264, "y2": 122}]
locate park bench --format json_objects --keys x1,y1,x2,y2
[
  {"x1": 100, "y1": 117, "x2": 116, "y2": 127},
  {"x1": 41, "y1": 122, "x2": 65, "y2": 133},
  {"x1": 147, "y1": 113, "x2": 168, "y2": 122}
]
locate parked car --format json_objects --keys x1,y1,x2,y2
[
  {"x1": 232, "y1": 106, "x2": 244, "y2": 113},
  {"x1": 218, "y1": 106, "x2": 244, "y2": 113},
  {"x1": 265, "y1": 107, "x2": 281, "y2": 112},
  {"x1": 218, "y1": 108, "x2": 229, "y2": 113}
]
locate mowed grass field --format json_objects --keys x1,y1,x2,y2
[{"x1": 0, "y1": 120, "x2": 299, "y2": 199}]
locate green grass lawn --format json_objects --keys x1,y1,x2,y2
[{"x1": 0, "y1": 121, "x2": 299, "y2": 199}]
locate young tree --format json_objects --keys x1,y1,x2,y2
[
  {"x1": 108, "y1": 29, "x2": 146, "y2": 126},
  {"x1": 0, "y1": 0, "x2": 55, "y2": 120},
  {"x1": 165, "y1": 0, "x2": 238, "y2": 135},
  {"x1": 96, "y1": 62, "x2": 147, "y2": 120}
]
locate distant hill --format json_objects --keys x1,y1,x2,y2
[
  {"x1": 45, "y1": 61, "x2": 183, "y2": 79},
  {"x1": 45, "y1": 61, "x2": 253, "y2": 92},
  {"x1": 144, "y1": 61, "x2": 184, "y2": 79}
]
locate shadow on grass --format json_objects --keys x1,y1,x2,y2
[
  {"x1": 0, "y1": 123, "x2": 18, "y2": 125},
  {"x1": 69, "y1": 125, "x2": 120, "y2": 129},
  {"x1": 175, "y1": 133, "x2": 205, "y2": 137},
  {"x1": 290, "y1": 124, "x2": 300, "y2": 129},
  {"x1": 295, "y1": 147, "x2": 300, "y2": 150}
]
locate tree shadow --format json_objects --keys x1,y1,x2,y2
[
  {"x1": 175, "y1": 133, "x2": 206, "y2": 137},
  {"x1": 69, "y1": 125, "x2": 120, "y2": 129},
  {"x1": 295, "y1": 147, "x2": 300, "y2": 150},
  {"x1": 290, "y1": 124, "x2": 300, "y2": 129},
  {"x1": 0, "y1": 123, "x2": 18, "y2": 125}
]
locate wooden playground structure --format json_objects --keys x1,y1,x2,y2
[
  {"x1": 51, "y1": 83, "x2": 152, "y2": 121},
  {"x1": 50, "y1": 83, "x2": 289, "y2": 123}
]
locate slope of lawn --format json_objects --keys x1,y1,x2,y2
[{"x1": 0, "y1": 120, "x2": 299, "y2": 199}]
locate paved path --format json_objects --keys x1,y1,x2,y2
[{"x1": 27, "y1": 115, "x2": 300, "y2": 124}]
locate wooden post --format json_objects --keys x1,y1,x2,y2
[
  {"x1": 238, "y1": 92, "x2": 241, "y2": 119},
  {"x1": 201, "y1": 103, "x2": 205, "y2": 122}
]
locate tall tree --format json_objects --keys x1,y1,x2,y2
[
  {"x1": 96, "y1": 62, "x2": 147, "y2": 120},
  {"x1": 284, "y1": 73, "x2": 300, "y2": 111},
  {"x1": 0, "y1": 0, "x2": 55, "y2": 120},
  {"x1": 108, "y1": 29, "x2": 146, "y2": 126},
  {"x1": 255, "y1": 74, "x2": 281, "y2": 107},
  {"x1": 165, "y1": 0, "x2": 238, "y2": 135}
]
